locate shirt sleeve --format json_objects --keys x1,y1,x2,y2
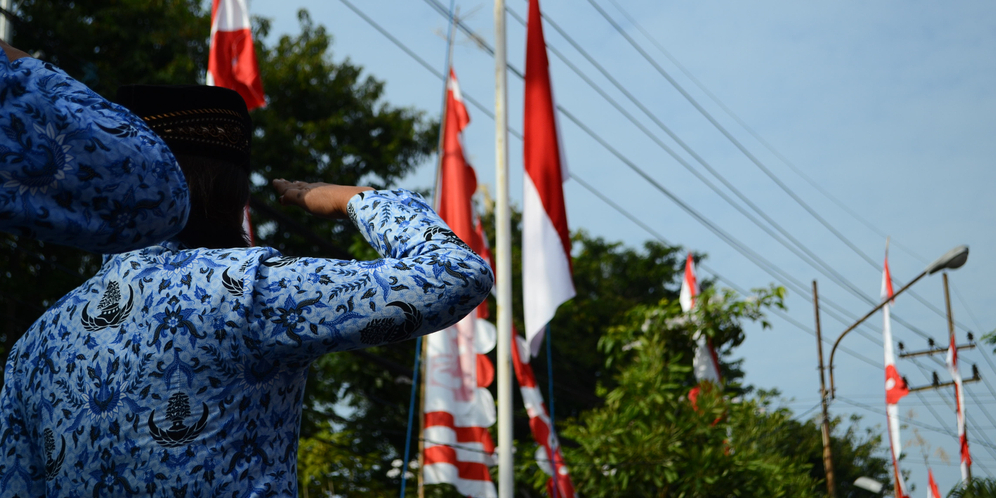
[
  {"x1": 0, "y1": 47, "x2": 190, "y2": 253},
  {"x1": 248, "y1": 189, "x2": 494, "y2": 361},
  {"x1": 0, "y1": 342, "x2": 45, "y2": 497}
]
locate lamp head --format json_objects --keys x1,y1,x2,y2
[{"x1": 926, "y1": 245, "x2": 969, "y2": 274}]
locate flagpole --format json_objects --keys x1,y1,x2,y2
[
  {"x1": 494, "y1": 0, "x2": 514, "y2": 496},
  {"x1": 432, "y1": 1, "x2": 459, "y2": 207}
]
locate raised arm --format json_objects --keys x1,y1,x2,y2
[
  {"x1": 0, "y1": 43, "x2": 189, "y2": 253},
  {"x1": 250, "y1": 185, "x2": 493, "y2": 361}
]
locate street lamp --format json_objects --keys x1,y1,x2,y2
[{"x1": 828, "y1": 244, "x2": 968, "y2": 398}]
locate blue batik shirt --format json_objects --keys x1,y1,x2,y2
[
  {"x1": 0, "y1": 189, "x2": 494, "y2": 497},
  {"x1": 0, "y1": 47, "x2": 190, "y2": 253}
]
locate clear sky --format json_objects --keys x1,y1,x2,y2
[{"x1": 250, "y1": 0, "x2": 996, "y2": 493}]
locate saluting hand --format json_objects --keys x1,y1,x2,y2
[{"x1": 272, "y1": 179, "x2": 373, "y2": 219}]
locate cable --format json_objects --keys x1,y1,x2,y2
[
  {"x1": 504, "y1": 4, "x2": 884, "y2": 314},
  {"x1": 338, "y1": 3, "x2": 943, "y2": 455},
  {"x1": 593, "y1": 0, "x2": 980, "y2": 339},
  {"x1": 427, "y1": 1, "x2": 928, "y2": 362},
  {"x1": 511, "y1": 0, "x2": 938, "y2": 345},
  {"x1": 344, "y1": 0, "x2": 891, "y2": 377},
  {"x1": 568, "y1": 175, "x2": 882, "y2": 370}
]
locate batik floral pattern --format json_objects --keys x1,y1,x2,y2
[
  {"x1": 0, "y1": 189, "x2": 494, "y2": 497},
  {"x1": 0, "y1": 46, "x2": 189, "y2": 253}
]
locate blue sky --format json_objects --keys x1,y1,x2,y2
[{"x1": 251, "y1": 0, "x2": 996, "y2": 493}]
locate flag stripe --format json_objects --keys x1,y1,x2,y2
[
  {"x1": 424, "y1": 447, "x2": 492, "y2": 480},
  {"x1": 425, "y1": 412, "x2": 496, "y2": 452}
]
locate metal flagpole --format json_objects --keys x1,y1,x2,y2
[
  {"x1": 431, "y1": 1, "x2": 459, "y2": 208},
  {"x1": 493, "y1": 0, "x2": 514, "y2": 496},
  {"x1": 0, "y1": 0, "x2": 10, "y2": 44}
]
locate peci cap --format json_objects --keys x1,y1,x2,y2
[{"x1": 115, "y1": 85, "x2": 253, "y2": 172}]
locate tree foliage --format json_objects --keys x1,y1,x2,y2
[
  {"x1": 558, "y1": 287, "x2": 821, "y2": 497},
  {"x1": 949, "y1": 478, "x2": 996, "y2": 498},
  {"x1": 555, "y1": 287, "x2": 889, "y2": 497}
]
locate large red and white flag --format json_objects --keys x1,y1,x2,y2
[
  {"x1": 947, "y1": 329, "x2": 972, "y2": 481},
  {"x1": 882, "y1": 255, "x2": 911, "y2": 498},
  {"x1": 523, "y1": 0, "x2": 575, "y2": 357},
  {"x1": 422, "y1": 68, "x2": 497, "y2": 498},
  {"x1": 208, "y1": 0, "x2": 266, "y2": 110},
  {"x1": 927, "y1": 468, "x2": 942, "y2": 498},
  {"x1": 512, "y1": 333, "x2": 576, "y2": 498}
]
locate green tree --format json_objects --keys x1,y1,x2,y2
[
  {"x1": 551, "y1": 284, "x2": 888, "y2": 497},
  {"x1": 948, "y1": 478, "x2": 996, "y2": 498},
  {"x1": 557, "y1": 286, "x2": 822, "y2": 497}
]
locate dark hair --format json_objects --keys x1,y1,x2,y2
[{"x1": 173, "y1": 154, "x2": 251, "y2": 249}]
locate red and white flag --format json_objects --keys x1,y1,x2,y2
[
  {"x1": 422, "y1": 68, "x2": 497, "y2": 498},
  {"x1": 882, "y1": 254, "x2": 911, "y2": 498},
  {"x1": 523, "y1": 0, "x2": 575, "y2": 357},
  {"x1": 207, "y1": 0, "x2": 265, "y2": 244},
  {"x1": 927, "y1": 468, "x2": 942, "y2": 498},
  {"x1": 947, "y1": 329, "x2": 972, "y2": 481},
  {"x1": 208, "y1": 0, "x2": 265, "y2": 110},
  {"x1": 681, "y1": 254, "x2": 721, "y2": 407},
  {"x1": 512, "y1": 333, "x2": 576, "y2": 498}
]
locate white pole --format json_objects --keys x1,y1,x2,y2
[
  {"x1": 0, "y1": 0, "x2": 11, "y2": 43},
  {"x1": 493, "y1": 0, "x2": 514, "y2": 497}
]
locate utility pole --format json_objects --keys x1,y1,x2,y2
[{"x1": 813, "y1": 280, "x2": 837, "y2": 498}]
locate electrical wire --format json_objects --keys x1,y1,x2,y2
[
  {"x1": 344, "y1": 0, "x2": 891, "y2": 381},
  {"x1": 335, "y1": 0, "x2": 996, "y2": 475},
  {"x1": 590, "y1": 0, "x2": 982, "y2": 339}
]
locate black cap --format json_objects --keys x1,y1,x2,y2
[{"x1": 115, "y1": 85, "x2": 252, "y2": 172}]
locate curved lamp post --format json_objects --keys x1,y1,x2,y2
[{"x1": 828, "y1": 245, "x2": 969, "y2": 398}]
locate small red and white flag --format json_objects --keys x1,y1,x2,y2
[
  {"x1": 927, "y1": 468, "x2": 942, "y2": 498},
  {"x1": 523, "y1": 0, "x2": 575, "y2": 357},
  {"x1": 422, "y1": 68, "x2": 497, "y2": 498},
  {"x1": 947, "y1": 329, "x2": 972, "y2": 481},
  {"x1": 681, "y1": 254, "x2": 721, "y2": 406},
  {"x1": 207, "y1": 0, "x2": 265, "y2": 244},
  {"x1": 679, "y1": 252, "x2": 698, "y2": 312},
  {"x1": 882, "y1": 253, "x2": 911, "y2": 498},
  {"x1": 207, "y1": 0, "x2": 266, "y2": 110},
  {"x1": 512, "y1": 333, "x2": 576, "y2": 498}
]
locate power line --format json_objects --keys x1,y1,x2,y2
[
  {"x1": 347, "y1": 0, "x2": 896, "y2": 377},
  {"x1": 504, "y1": 3, "x2": 885, "y2": 315},
  {"x1": 337, "y1": 1, "x2": 996, "y2": 470},
  {"x1": 594, "y1": 0, "x2": 981, "y2": 339}
]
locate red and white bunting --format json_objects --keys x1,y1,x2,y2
[
  {"x1": 422, "y1": 68, "x2": 497, "y2": 498},
  {"x1": 882, "y1": 255, "x2": 911, "y2": 498},
  {"x1": 927, "y1": 468, "x2": 942, "y2": 498},
  {"x1": 207, "y1": 0, "x2": 265, "y2": 110},
  {"x1": 682, "y1": 254, "x2": 721, "y2": 406},
  {"x1": 523, "y1": 0, "x2": 575, "y2": 357},
  {"x1": 512, "y1": 333, "x2": 576, "y2": 498},
  {"x1": 947, "y1": 330, "x2": 972, "y2": 480}
]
